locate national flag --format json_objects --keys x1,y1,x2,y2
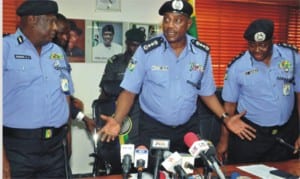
[{"x1": 187, "y1": 0, "x2": 198, "y2": 38}]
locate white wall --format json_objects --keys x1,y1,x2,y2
[{"x1": 56, "y1": 0, "x2": 164, "y2": 174}]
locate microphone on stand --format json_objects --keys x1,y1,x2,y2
[
  {"x1": 120, "y1": 144, "x2": 135, "y2": 179},
  {"x1": 184, "y1": 132, "x2": 225, "y2": 179},
  {"x1": 276, "y1": 137, "x2": 300, "y2": 152},
  {"x1": 134, "y1": 146, "x2": 149, "y2": 179},
  {"x1": 161, "y1": 151, "x2": 187, "y2": 179},
  {"x1": 150, "y1": 139, "x2": 170, "y2": 179}
]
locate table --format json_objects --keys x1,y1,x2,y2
[{"x1": 79, "y1": 159, "x2": 300, "y2": 179}]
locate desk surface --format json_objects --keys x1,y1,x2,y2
[{"x1": 80, "y1": 159, "x2": 300, "y2": 179}]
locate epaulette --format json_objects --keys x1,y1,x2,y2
[
  {"x1": 107, "y1": 55, "x2": 118, "y2": 63},
  {"x1": 227, "y1": 51, "x2": 246, "y2": 68},
  {"x1": 141, "y1": 37, "x2": 164, "y2": 53},
  {"x1": 277, "y1": 42, "x2": 298, "y2": 52},
  {"x1": 191, "y1": 39, "x2": 210, "y2": 52},
  {"x1": 17, "y1": 35, "x2": 24, "y2": 45}
]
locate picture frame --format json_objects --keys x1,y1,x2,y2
[
  {"x1": 129, "y1": 23, "x2": 161, "y2": 40},
  {"x1": 85, "y1": 20, "x2": 123, "y2": 63},
  {"x1": 67, "y1": 19, "x2": 85, "y2": 63},
  {"x1": 95, "y1": 0, "x2": 121, "y2": 12}
]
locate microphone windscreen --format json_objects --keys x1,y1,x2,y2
[
  {"x1": 163, "y1": 151, "x2": 172, "y2": 159},
  {"x1": 159, "y1": 171, "x2": 167, "y2": 179},
  {"x1": 184, "y1": 132, "x2": 200, "y2": 147}
]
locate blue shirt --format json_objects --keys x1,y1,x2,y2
[
  {"x1": 121, "y1": 34, "x2": 216, "y2": 126},
  {"x1": 222, "y1": 44, "x2": 300, "y2": 126},
  {"x1": 3, "y1": 29, "x2": 74, "y2": 129}
]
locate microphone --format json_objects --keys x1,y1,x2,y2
[
  {"x1": 180, "y1": 153, "x2": 195, "y2": 174},
  {"x1": 276, "y1": 137, "x2": 299, "y2": 152},
  {"x1": 150, "y1": 139, "x2": 170, "y2": 179},
  {"x1": 120, "y1": 144, "x2": 135, "y2": 178},
  {"x1": 184, "y1": 132, "x2": 210, "y2": 158},
  {"x1": 161, "y1": 151, "x2": 188, "y2": 179},
  {"x1": 184, "y1": 132, "x2": 225, "y2": 179},
  {"x1": 161, "y1": 151, "x2": 182, "y2": 173},
  {"x1": 134, "y1": 146, "x2": 149, "y2": 179}
]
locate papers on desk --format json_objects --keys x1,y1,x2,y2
[{"x1": 237, "y1": 164, "x2": 285, "y2": 179}]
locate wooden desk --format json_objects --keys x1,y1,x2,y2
[
  {"x1": 80, "y1": 159, "x2": 300, "y2": 179},
  {"x1": 194, "y1": 159, "x2": 300, "y2": 178}
]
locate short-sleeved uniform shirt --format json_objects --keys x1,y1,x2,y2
[
  {"x1": 121, "y1": 34, "x2": 216, "y2": 126},
  {"x1": 222, "y1": 44, "x2": 300, "y2": 126},
  {"x1": 3, "y1": 29, "x2": 74, "y2": 129}
]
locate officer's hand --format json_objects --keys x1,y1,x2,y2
[
  {"x1": 83, "y1": 116, "x2": 96, "y2": 134},
  {"x1": 216, "y1": 133, "x2": 229, "y2": 164},
  {"x1": 72, "y1": 97, "x2": 84, "y2": 111},
  {"x1": 98, "y1": 114, "x2": 121, "y2": 142},
  {"x1": 224, "y1": 111, "x2": 256, "y2": 140},
  {"x1": 294, "y1": 136, "x2": 300, "y2": 154}
]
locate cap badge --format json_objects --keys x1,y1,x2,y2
[
  {"x1": 254, "y1": 32, "x2": 266, "y2": 42},
  {"x1": 172, "y1": 0, "x2": 184, "y2": 11}
]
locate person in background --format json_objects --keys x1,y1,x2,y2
[
  {"x1": 217, "y1": 18, "x2": 300, "y2": 164},
  {"x1": 99, "y1": 27, "x2": 146, "y2": 102},
  {"x1": 3, "y1": 1, "x2": 73, "y2": 178},
  {"x1": 92, "y1": 27, "x2": 146, "y2": 174},
  {"x1": 66, "y1": 20, "x2": 84, "y2": 58},
  {"x1": 92, "y1": 24, "x2": 123, "y2": 62},
  {"x1": 53, "y1": 13, "x2": 96, "y2": 159},
  {"x1": 97, "y1": 0, "x2": 254, "y2": 172}
]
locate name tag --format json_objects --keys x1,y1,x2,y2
[{"x1": 14, "y1": 54, "x2": 31, "y2": 60}]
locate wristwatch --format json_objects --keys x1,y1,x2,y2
[{"x1": 220, "y1": 112, "x2": 229, "y2": 123}]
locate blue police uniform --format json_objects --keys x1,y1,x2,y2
[
  {"x1": 121, "y1": 34, "x2": 216, "y2": 126},
  {"x1": 222, "y1": 42, "x2": 300, "y2": 163},
  {"x1": 3, "y1": 28, "x2": 74, "y2": 178},
  {"x1": 3, "y1": 29, "x2": 74, "y2": 129},
  {"x1": 222, "y1": 44, "x2": 300, "y2": 126}
]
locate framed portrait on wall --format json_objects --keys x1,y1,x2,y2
[
  {"x1": 85, "y1": 21, "x2": 123, "y2": 63},
  {"x1": 95, "y1": 0, "x2": 121, "y2": 11},
  {"x1": 129, "y1": 23, "x2": 161, "y2": 40},
  {"x1": 67, "y1": 19, "x2": 85, "y2": 63}
]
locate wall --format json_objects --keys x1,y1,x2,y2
[{"x1": 56, "y1": 0, "x2": 164, "y2": 174}]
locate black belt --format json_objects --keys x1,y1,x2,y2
[
  {"x1": 242, "y1": 117, "x2": 286, "y2": 136},
  {"x1": 3, "y1": 125, "x2": 68, "y2": 140}
]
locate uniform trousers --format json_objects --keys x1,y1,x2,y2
[
  {"x1": 138, "y1": 110, "x2": 200, "y2": 174},
  {"x1": 227, "y1": 117, "x2": 298, "y2": 164},
  {"x1": 3, "y1": 125, "x2": 69, "y2": 179}
]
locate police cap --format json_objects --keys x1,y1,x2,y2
[
  {"x1": 159, "y1": 0, "x2": 193, "y2": 17},
  {"x1": 244, "y1": 18, "x2": 274, "y2": 42},
  {"x1": 17, "y1": 0, "x2": 58, "y2": 17},
  {"x1": 126, "y1": 27, "x2": 146, "y2": 43}
]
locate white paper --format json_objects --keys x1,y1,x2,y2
[{"x1": 237, "y1": 164, "x2": 285, "y2": 179}]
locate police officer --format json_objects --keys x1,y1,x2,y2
[
  {"x1": 3, "y1": 1, "x2": 74, "y2": 178},
  {"x1": 91, "y1": 27, "x2": 146, "y2": 174},
  {"x1": 98, "y1": 0, "x2": 253, "y2": 171},
  {"x1": 99, "y1": 27, "x2": 146, "y2": 101},
  {"x1": 218, "y1": 18, "x2": 300, "y2": 164}
]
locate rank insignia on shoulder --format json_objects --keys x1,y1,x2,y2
[
  {"x1": 227, "y1": 51, "x2": 246, "y2": 68},
  {"x1": 142, "y1": 37, "x2": 164, "y2": 53},
  {"x1": 17, "y1": 35, "x2": 24, "y2": 44},
  {"x1": 277, "y1": 43, "x2": 299, "y2": 52},
  {"x1": 191, "y1": 39, "x2": 210, "y2": 52},
  {"x1": 108, "y1": 55, "x2": 118, "y2": 63}
]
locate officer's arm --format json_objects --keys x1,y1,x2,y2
[{"x1": 294, "y1": 92, "x2": 300, "y2": 153}]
